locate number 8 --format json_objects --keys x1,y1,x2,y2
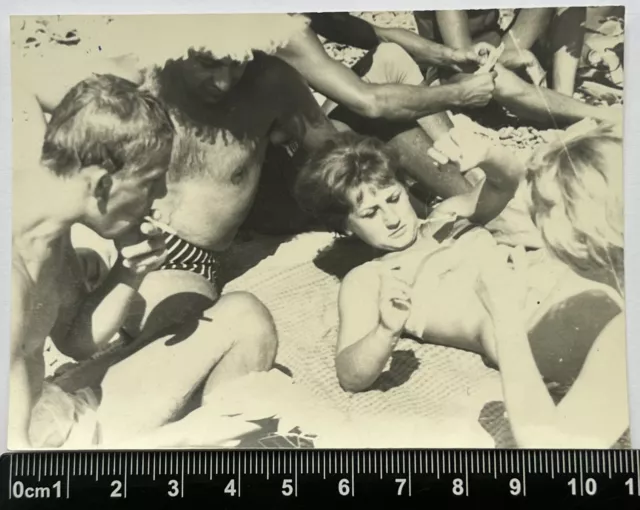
[{"x1": 452, "y1": 478, "x2": 464, "y2": 496}]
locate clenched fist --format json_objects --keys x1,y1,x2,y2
[{"x1": 450, "y1": 72, "x2": 497, "y2": 108}]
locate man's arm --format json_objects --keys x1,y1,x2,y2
[
  {"x1": 276, "y1": 26, "x2": 492, "y2": 121},
  {"x1": 304, "y1": 12, "x2": 379, "y2": 50},
  {"x1": 375, "y1": 25, "x2": 483, "y2": 72},
  {"x1": 8, "y1": 268, "x2": 37, "y2": 450},
  {"x1": 430, "y1": 129, "x2": 525, "y2": 225},
  {"x1": 305, "y1": 12, "x2": 480, "y2": 71},
  {"x1": 266, "y1": 56, "x2": 337, "y2": 156}
]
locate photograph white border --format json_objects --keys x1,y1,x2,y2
[{"x1": 0, "y1": 0, "x2": 637, "y2": 451}]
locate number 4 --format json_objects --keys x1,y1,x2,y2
[{"x1": 225, "y1": 479, "x2": 237, "y2": 497}]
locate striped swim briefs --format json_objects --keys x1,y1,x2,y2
[{"x1": 158, "y1": 231, "x2": 219, "y2": 286}]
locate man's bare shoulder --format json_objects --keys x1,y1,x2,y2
[{"x1": 254, "y1": 53, "x2": 308, "y2": 93}]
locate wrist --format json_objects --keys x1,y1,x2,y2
[
  {"x1": 113, "y1": 260, "x2": 145, "y2": 289},
  {"x1": 449, "y1": 83, "x2": 464, "y2": 108},
  {"x1": 376, "y1": 322, "x2": 402, "y2": 346}
]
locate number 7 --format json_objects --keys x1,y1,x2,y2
[{"x1": 395, "y1": 478, "x2": 407, "y2": 495}]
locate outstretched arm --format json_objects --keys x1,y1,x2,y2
[
  {"x1": 429, "y1": 127, "x2": 525, "y2": 225},
  {"x1": 305, "y1": 12, "x2": 481, "y2": 71},
  {"x1": 276, "y1": 26, "x2": 491, "y2": 121}
]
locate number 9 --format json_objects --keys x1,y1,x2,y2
[{"x1": 509, "y1": 478, "x2": 521, "y2": 496}]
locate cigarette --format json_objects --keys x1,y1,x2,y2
[{"x1": 143, "y1": 215, "x2": 178, "y2": 235}]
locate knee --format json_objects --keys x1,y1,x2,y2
[
  {"x1": 219, "y1": 292, "x2": 278, "y2": 365},
  {"x1": 375, "y1": 43, "x2": 422, "y2": 83},
  {"x1": 376, "y1": 42, "x2": 417, "y2": 70}
]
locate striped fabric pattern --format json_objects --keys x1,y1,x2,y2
[{"x1": 158, "y1": 231, "x2": 219, "y2": 285}]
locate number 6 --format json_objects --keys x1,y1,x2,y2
[{"x1": 338, "y1": 479, "x2": 350, "y2": 496}]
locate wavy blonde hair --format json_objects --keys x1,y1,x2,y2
[{"x1": 527, "y1": 121, "x2": 624, "y2": 285}]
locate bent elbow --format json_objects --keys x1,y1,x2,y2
[
  {"x1": 336, "y1": 357, "x2": 371, "y2": 393},
  {"x1": 352, "y1": 87, "x2": 385, "y2": 119}
]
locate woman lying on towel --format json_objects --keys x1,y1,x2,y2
[{"x1": 294, "y1": 121, "x2": 626, "y2": 448}]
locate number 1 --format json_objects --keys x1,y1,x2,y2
[{"x1": 626, "y1": 478, "x2": 635, "y2": 496}]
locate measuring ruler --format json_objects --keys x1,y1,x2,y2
[{"x1": 1, "y1": 450, "x2": 639, "y2": 508}]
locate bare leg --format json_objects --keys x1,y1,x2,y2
[
  {"x1": 97, "y1": 289, "x2": 277, "y2": 445},
  {"x1": 549, "y1": 7, "x2": 587, "y2": 96},
  {"x1": 494, "y1": 64, "x2": 622, "y2": 127},
  {"x1": 327, "y1": 43, "x2": 471, "y2": 198},
  {"x1": 387, "y1": 126, "x2": 472, "y2": 198}
]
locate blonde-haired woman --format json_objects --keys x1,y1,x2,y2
[{"x1": 477, "y1": 121, "x2": 628, "y2": 448}]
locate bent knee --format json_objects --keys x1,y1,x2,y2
[
  {"x1": 376, "y1": 43, "x2": 415, "y2": 67},
  {"x1": 217, "y1": 292, "x2": 277, "y2": 347},
  {"x1": 373, "y1": 43, "x2": 423, "y2": 86}
]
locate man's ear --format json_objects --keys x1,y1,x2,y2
[{"x1": 85, "y1": 167, "x2": 113, "y2": 214}]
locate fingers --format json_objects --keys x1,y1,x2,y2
[
  {"x1": 427, "y1": 146, "x2": 449, "y2": 166},
  {"x1": 139, "y1": 221, "x2": 162, "y2": 237},
  {"x1": 433, "y1": 134, "x2": 463, "y2": 164},
  {"x1": 120, "y1": 235, "x2": 165, "y2": 260}
]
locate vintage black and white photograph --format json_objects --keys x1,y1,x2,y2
[{"x1": 9, "y1": 6, "x2": 628, "y2": 450}]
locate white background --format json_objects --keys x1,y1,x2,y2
[{"x1": 0, "y1": 0, "x2": 637, "y2": 451}]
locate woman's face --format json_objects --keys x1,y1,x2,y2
[{"x1": 345, "y1": 182, "x2": 419, "y2": 251}]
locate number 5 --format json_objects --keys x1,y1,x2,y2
[{"x1": 282, "y1": 479, "x2": 293, "y2": 496}]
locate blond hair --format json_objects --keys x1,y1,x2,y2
[{"x1": 527, "y1": 121, "x2": 624, "y2": 284}]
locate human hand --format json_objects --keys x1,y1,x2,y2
[
  {"x1": 448, "y1": 47, "x2": 484, "y2": 73},
  {"x1": 427, "y1": 126, "x2": 494, "y2": 172},
  {"x1": 114, "y1": 221, "x2": 168, "y2": 276},
  {"x1": 378, "y1": 269, "x2": 413, "y2": 335},
  {"x1": 450, "y1": 72, "x2": 497, "y2": 108},
  {"x1": 498, "y1": 49, "x2": 546, "y2": 86}
]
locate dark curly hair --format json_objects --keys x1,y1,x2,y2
[{"x1": 293, "y1": 131, "x2": 405, "y2": 234}]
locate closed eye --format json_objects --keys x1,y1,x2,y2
[
  {"x1": 387, "y1": 193, "x2": 400, "y2": 203},
  {"x1": 360, "y1": 208, "x2": 377, "y2": 219}
]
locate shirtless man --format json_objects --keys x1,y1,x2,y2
[
  {"x1": 277, "y1": 13, "x2": 495, "y2": 199},
  {"x1": 10, "y1": 73, "x2": 177, "y2": 448},
  {"x1": 21, "y1": 15, "x2": 335, "y2": 429},
  {"x1": 12, "y1": 39, "x2": 286, "y2": 446}
]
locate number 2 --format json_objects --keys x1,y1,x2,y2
[{"x1": 110, "y1": 480, "x2": 122, "y2": 498}]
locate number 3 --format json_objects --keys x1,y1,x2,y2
[{"x1": 168, "y1": 480, "x2": 179, "y2": 497}]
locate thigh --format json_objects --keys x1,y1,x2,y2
[
  {"x1": 123, "y1": 268, "x2": 218, "y2": 340},
  {"x1": 96, "y1": 291, "x2": 251, "y2": 444}
]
